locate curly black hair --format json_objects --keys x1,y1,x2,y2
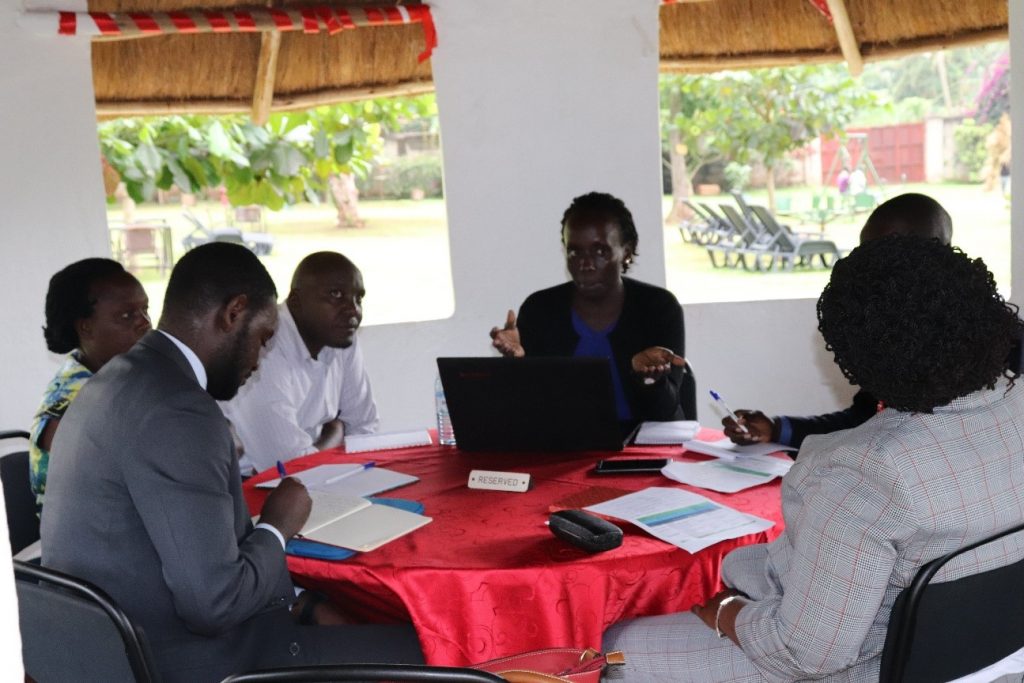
[
  {"x1": 817, "y1": 236, "x2": 1022, "y2": 413},
  {"x1": 560, "y1": 192, "x2": 639, "y2": 273},
  {"x1": 43, "y1": 258, "x2": 128, "y2": 354}
]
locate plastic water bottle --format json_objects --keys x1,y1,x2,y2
[{"x1": 435, "y1": 375, "x2": 456, "y2": 446}]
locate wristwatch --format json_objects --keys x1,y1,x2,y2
[{"x1": 714, "y1": 594, "x2": 745, "y2": 638}]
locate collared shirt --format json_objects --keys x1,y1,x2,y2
[{"x1": 221, "y1": 302, "x2": 379, "y2": 474}]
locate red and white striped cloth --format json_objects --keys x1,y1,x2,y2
[{"x1": 22, "y1": 3, "x2": 437, "y2": 62}]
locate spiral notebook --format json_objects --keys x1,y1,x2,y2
[{"x1": 344, "y1": 430, "x2": 433, "y2": 453}]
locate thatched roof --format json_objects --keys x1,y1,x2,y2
[{"x1": 88, "y1": 0, "x2": 1008, "y2": 118}]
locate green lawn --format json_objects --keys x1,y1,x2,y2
[{"x1": 111, "y1": 182, "x2": 1010, "y2": 323}]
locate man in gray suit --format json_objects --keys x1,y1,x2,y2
[
  {"x1": 603, "y1": 237, "x2": 1024, "y2": 681},
  {"x1": 42, "y1": 243, "x2": 423, "y2": 682}
]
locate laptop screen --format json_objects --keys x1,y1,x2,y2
[{"x1": 437, "y1": 357, "x2": 624, "y2": 452}]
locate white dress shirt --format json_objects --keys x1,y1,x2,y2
[{"x1": 221, "y1": 302, "x2": 379, "y2": 474}]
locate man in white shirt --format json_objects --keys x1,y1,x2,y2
[{"x1": 223, "y1": 251, "x2": 379, "y2": 474}]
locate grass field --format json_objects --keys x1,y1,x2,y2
[{"x1": 112, "y1": 182, "x2": 1010, "y2": 323}]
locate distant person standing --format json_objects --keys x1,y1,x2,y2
[{"x1": 1000, "y1": 160, "x2": 1011, "y2": 198}]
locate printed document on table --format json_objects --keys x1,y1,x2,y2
[
  {"x1": 634, "y1": 420, "x2": 700, "y2": 445},
  {"x1": 662, "y1": 455, "x2": 794, "y2": 493},
  {"x1": 585, "y1": 487, "x2": 774, "y2": 553},
  {"x1": 345, "y1": 430, "x2": 432, "y2": 453},
  {"x1": 682, "y1": 437, "x2": 797, "y2": 461}
]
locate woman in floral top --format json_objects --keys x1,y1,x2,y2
[{"x1": 30, "y1": 258, "x2": 150, "y2": 511}]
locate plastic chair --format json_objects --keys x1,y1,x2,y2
[
  {"x1": 14, "y1": 559, "x2": 161, "y2": 682},
  {"x1": 220, "y1": 664, "x2": 505, "y2": 682},
  {"x1": 0, "y1": 430, "x2": 39, "y2": 555},
  {"x1": 878, "y1": 520, "x2": 1024, "y2": 682},
  {"x1": 749, "y1": 205, "x2": 840, "y2": 270}
]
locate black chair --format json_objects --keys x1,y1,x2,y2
[
  {"x1": 221, "y1": 664, "x2": 505, "y2": 682},
  {"x1": 14, "y1": 559, "x2": 160, "y2": 682},
  {"x1": 0, "y1": 429, "x2": 40, "y2": 555},
  {"x1": 878, "y1": 521, "x2": 1024, "y2": 682}
]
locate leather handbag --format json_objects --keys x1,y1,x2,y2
[{"x1": 471, "y1": 647, "x2": 625, "y2": 683}]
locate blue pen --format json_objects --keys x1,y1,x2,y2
[
  {"x1": 709, "y1": 390, "x2": 750, "y2": 434},
  {"x1": 362, "y1": 461, "x2": 376, "y2": 470},
  {"x1": 276, "y1": 460, "x2": 288, "y2": 479}
]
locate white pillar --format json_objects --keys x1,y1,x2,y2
[
  {"x1": 360, "y1": 0, "x2": 667, "y2": 427},
  {"x1": 0, "y1": 0, "x2": 109, "y2": 431}
]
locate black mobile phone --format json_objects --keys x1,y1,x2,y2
[{"x1": 592, "y1": 458, "x2": 669, "y2": 474}]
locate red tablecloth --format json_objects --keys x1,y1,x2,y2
[{"x1": 244, "y1": 430, "x2": 785, "y2": 666}]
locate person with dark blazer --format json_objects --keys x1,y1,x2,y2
[
  {"x1": 41, "y1": 243, "x2": 423, "y2": 683},
  {"x1": 490, "y1": 192, "x2": 689, "y2": 429},
  {"x1": 724, "y1": 193, "x2": 966, "y2": 450}
]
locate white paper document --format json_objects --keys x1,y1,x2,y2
[
  {"x1": 345, "y1": 430, "x2": 433, "y2": 453},
  {"x1": 662, "y1": 455, "x2": 794, "y2": 493},
  {"x1": 256, "y1": 464, "x2": 418, "y2": 496},
  {"x1": 256, "y1": 463, "x2": 364, "y2": 490},
  {"x1": 682, "y1": 437, "x2": 797, "y2": 461},
  {"x1": 585, "y1": 487, "x2": 774, "y2": 553},
  {"x1": 634, "y1": 420, "x2": 700, "y2": 445}
]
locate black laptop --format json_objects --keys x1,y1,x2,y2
[{"x1": 437, "y1": 357, "x2": 624, "y2": 452}]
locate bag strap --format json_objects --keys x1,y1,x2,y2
[{"x1": 500, "y1": 672, "x2": 576, "y2": 683}]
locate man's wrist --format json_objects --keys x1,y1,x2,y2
[{"x1": 255, "y1": 522, "x2": 287, "y2": 550}]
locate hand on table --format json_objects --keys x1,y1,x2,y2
[
  {"x1": 314, "y1": 417, "x2": 345, "y2": 451},
  {"x1": 631, "y1": 346, "x2": 686, "y2": 383},
  {"x1": 722, "y1": 409, "x2": 775, "y2": 445},
  {"x1": 259, "y1": 477, "x2": 312, "y2": 540},
  {"x1": 490, "y1": 309, "x2": 524, "y2": 358}
]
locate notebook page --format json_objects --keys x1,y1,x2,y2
[
  {"x1": 300, "y1": 492, "x2": 372, "y2": 535},
  {"x1": 302, "y1": 504, "x2": 432, "y2": 552},
  {"x1": 345, "y1": 430, "x2": 433, "y2": 453}
]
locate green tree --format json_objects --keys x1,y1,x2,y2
[
  {"x1": 663, "y1": 66, "x2": 872, "y2": 213},
  {"x1": 661, "y1": 74, "x2": 725, "y2": 222},
  {"x1": 99, "y1": 95, "x2": 437, "y2": 223}
]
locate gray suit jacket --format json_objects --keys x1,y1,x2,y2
[
  {"x1": 723, "y1": 379, "x2": 1024, "y2": 681},
  {"x1": 41, "y1": 330, "x2": 294, "y2": 682}
]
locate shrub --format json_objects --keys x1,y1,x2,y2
[
  {"x1": 358, "y1": 154, "x2": 444, "y2": 199},
  {"x1": 953, "y1": 118, "x2": 993, "y2": 182},
  {"x1": 723, "y1": 162, "x2": 752, "y2": 193}
]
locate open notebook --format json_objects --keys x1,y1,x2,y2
[{"x1": 300, "y1": 491, "x2": 432, "y2": 552}]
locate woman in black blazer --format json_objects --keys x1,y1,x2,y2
[{"x1": 490, "y1": 192, "x2": 688, "y2": 427}]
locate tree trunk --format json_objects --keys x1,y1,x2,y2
[
  {"x1": 766, "y1": 166, "x2": 777, "y2": 215},
  {"x1": 664, "y1": 89, "x2": 694, "y2": 225},
  {"x1": 328, "y1": 173, "x2": 364, "y2": 228}
]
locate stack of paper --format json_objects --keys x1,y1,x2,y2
[
  {"x1": 257, "y1": 463, "x2": 419, "y2": 497},
  {"x1": 662, "y1": 455, "x2": 794, "y2": 493},
  {"x1": 298, "y1": 491, "x2": 432, "y2": 552},
  {"x1": 633, "y1": 420, "x2": 700, "y2": 445},
  {"x1": 344, "y1": 430, "x2": 433, "y2": 453},
  {"x1": 682, "y1": 437, "x2": 797, "y2": 461},
  {"x1": 585, "y1": 487, "x2": 773, "y2": 553}
]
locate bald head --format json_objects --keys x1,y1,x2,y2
[
  {"x1": 290, "y1": 251, "x2": 359, "y2": 290},
  {"x1": 859, "y1": 193, "x2": 952, "y2": 245},
  {"x1": 287, "y1": 251, "x2": 365, "y2": 358}
]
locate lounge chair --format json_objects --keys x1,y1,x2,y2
[
  {"x1": 182, "y1": 211, "x2": 275, "y2": 255},
  {"x1": 750, "y1": 205, "x2": 840, "y2": 270},
  {"x1": 705, "y1": 204, "x2": 777, "y2": 271}
]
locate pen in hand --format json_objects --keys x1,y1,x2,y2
[
  {"x1": 709, "y1": 389, "x2": 750, "y2": 435},
  {"x1": 276, "y1": 460, "x2": 288, "y2": 479}
]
